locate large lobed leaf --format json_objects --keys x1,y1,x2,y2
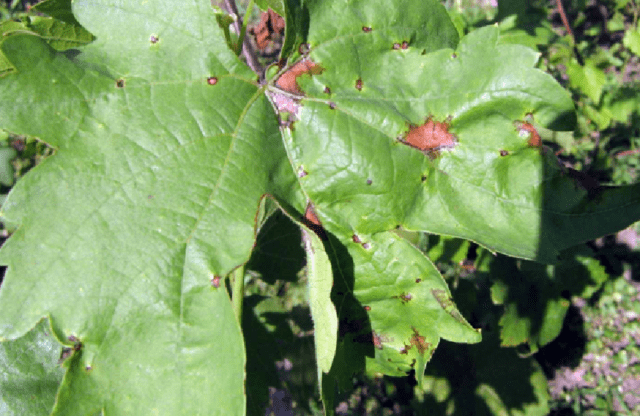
[
  {"x1": 0, "y1": 0, "x2": 296, "y2": 414},
  {"x1": 289, "y1": 20, "x2": 640, "y2": 264}
]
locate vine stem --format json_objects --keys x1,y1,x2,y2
[
  {"x1": 555, "y1": 0, "x2": 584, "y2": 65},
  {"x1": 223, "y1": 0, "x2": 264, "y2": 80},
  {"x1": 231, "y1": 265, "x2": 245, "y2": 324}
]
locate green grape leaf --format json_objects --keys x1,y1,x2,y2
[
  {"x1": 0, "y1": 0, "x2": 298, "y2": 413},
  {"x1": 31, "y1": 0, "x2": 82, "y2": 27},
  {"x1": 0, "y1": 318, "x2": 65, "y2": 416},
  {"x1": 303, "y1": 228, "x2": 338, "y2": 377},
  {"x1": 285, "y1": 20, "x2": 640, "y2": 264},
  {"x1": 254, "y1": 0, "x2": 285, "y2": 17}
]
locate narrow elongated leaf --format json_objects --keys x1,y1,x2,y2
[{"x1": 303, "y1": 229, "x2": 338, "y2": 376}]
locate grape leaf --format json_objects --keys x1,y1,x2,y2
[
  {"x1": 0, "y1": 318, "x2": 64, "y2": 416},
  {"x1": 0, "y1": 0, "x2": 296, "y2": 413},
  {"x1": 287, "y1": 22, "x2": 640, "y2": 264}
]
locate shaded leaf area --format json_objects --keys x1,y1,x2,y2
[
  {"x1": 419, "y1": 333, "x2": 550, "y2": 416},
  {"x1": 0, "y1": 318, "x2": 65, "y2": 416},
  {"x1": 480, "y1": 245, "x2": 607, "y2": 355},
  {"x1": 0, "y1": 0, "x2": 303, "y2": 413},
  {"x1": 243, "y1": 214, "x2": 318, "y2": 415},
  {"x1": 417, "y1": 266, "x2": 549, "y2": 416},
  {"x1": 287, "y1": 19, "x2": 640, "y2": 263}
]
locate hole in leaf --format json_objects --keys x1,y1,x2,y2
[
  {"x1": 393, "y1": 43, "x2": 401, "y2": 50},
  {"x1": 421, "y1": 174, "x2": 427, "y2": 182},
  {"x1": 355, "y1": 78, "x2": 363, "y2": 91},
  {"x1": 500, "y1": 149, "x2": 509, "y2": 156},
  {"x1": 207, "y1": 77, "x2": 218, "y2": 85},
  {"x1": 149, "y1": 35, "x2": 159, "y2": 44},
  {"x1": 323, "y1": 86, "x2": 331, "y2": 94},
  {"x1": 85, "y1": 366, "x2": 92, "y2": 372},
  {"x1": 362, "y1": 26, "x2": 372, "y2": 33},
  {"x1": 297, "y1": 166, "x2": 307, "y2": 178},
  {"x1": 362, "y1": 242, "x2": 371, "y2": 249},
  {"x1": 328, "y1": 102, "x2": 336, "y2": 109},
  {"x1": 366, "y1": 179, "x2": 372, "y2": 185},
  {"x1": 415, "y1": 278, "x2": 422, "y2": 283},
  {"x1": 452, "y1": 53, "x2": 457, "y2": 58},
  {"x1": 115, "y1": 79, "x2": 125, "y2": 88},
  {"x1": 364, "y1": 305, "x2": 371, "y2": 311},
  {"x1": 352, "y1": 234, "x2": 362, "y2": 243},
  {"x1": 401, "y1": 41, "x2": 409, "y2": 49}
]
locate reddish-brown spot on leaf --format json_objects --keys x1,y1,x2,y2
[
  {"x1": 403, "y1": 116, "x2": 456, "y2": 153},
  {"x1": 362, "y1": 26, "x2": 372, "y2": 33},
  {"x1": 372, "y1": 332, "x2": 384, "y2": 350},
  {"x1": 397, "y1": 292, "x2": 412, "y2": 303},
  {"x1": 304, "y1": 202, "x2": 327, "y2": 239},
  {"x1": 431, "y1": 289, "x2": 454, "y2": 309},
  {"x1": 304, "y1": 203, "x2": 321, "y2": 227},
  {"x1": 207, "y1": 77, "x2": 218, "y2": 85},
  {"x1": 410, "y1": 327, "x2": 429, "y2": 355},
  {"x1": 329, "y1": 102, "x2": 336, "y2": 109},
  {"x1": 500, "y1": 149, "x2": 509, "y2": 156},
  {"x1": 515, "y1": 121, "x2": 542, "y2": 147},
  {"x1": 415, "y1": 278, "x2": 422, "y2": 283},
  {"x1": 276, "y1": 59, "x2": 323, "y2": 94},
  {"x1": 323, "y1": 86, "x2": 331, "y2": 94},
  {"x1": 400, "y1": 345, "x2": 409, "y2": 354},
  {"x1": 352, "y1": 234, "x2": 362, "y2": 243},
  {"x1": 364, "y1": 305, "x2": 371, "y2": 311},
  {"x1": 401, "y1": 41, "x2": 409, "y2": 49},
  {"x1": 393, "y1": 43, "x2": 401, "y2": 50},
  {"x1": 355, "y1": 78, "x2": 363, "y2": 91},
  {"x1": 250, "y1": 9, "x2": 285, "y2": 51},
  {"x1": 211, "y1": 275, "x2": 221, "y2": 288}
]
